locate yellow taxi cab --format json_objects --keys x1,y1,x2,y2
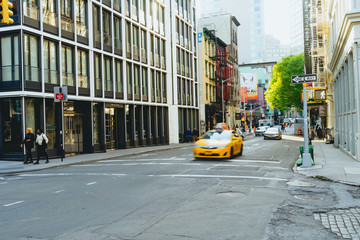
[{"x1": 193, "y1": 125, "x2": 243, "y2": 159}]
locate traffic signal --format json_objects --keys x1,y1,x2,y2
[{"x1": 0, "y1": 0, "x2": 14, "y2": 24}]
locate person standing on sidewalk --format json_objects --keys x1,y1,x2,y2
[
  {"x1": 20, "y1": 128, "x2": 35, "y2": 164},
  {"x1": 34, "y1": 129, "x2": 49, "y2": 164}
]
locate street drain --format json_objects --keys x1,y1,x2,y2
[
  {"x1": 287, "y1": 180, "x2": 316, "y2": 187},
  {"x1": 216, "y1": 191, "x2": 245, "y2": 197},
  {"x1": 293, "y1": 195, "x2": 324, "y2": 201}
]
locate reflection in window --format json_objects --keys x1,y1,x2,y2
[
  {"x1": 134, "y1": 65, "x2": 140, "y2": 95},
  {"x1": 24, "y1": 0, "x2": 39, "y2": 20},
  {"x1": 61, "y1": 45, "x2": 74, "y2": 86},
  {"x1": 0, "y1": 36, "x2": 19, "y2": 83},
  {"x1": 24, "y1": 34, "x2": 40, "y2": 82},
  {"x1": 61, "y1": 0, "x2": 73, "y2": 32},
  {"x1": 142, "y1": 67, "x2": 148, "y2": 96},
  {"x1": 103, "y1": 11, "x2": 112, "y2": 47},
  {"x1": 104, "y1": 57, "x2": 112, "y2": 92},
  {"x1": 77, "y1": 49, "x2": 88, "y2": 88},
  {"x1": 93, "y1": 5, "x2": 101, "y2": 45},
  {"x1": 94, "y1": 54, "x2": 101, "y2": 92},
  {"x1": 127, "y1": 63, "x2": 132, "y2": 98},
  {"x1": 43, "y1": 0, "x2": 56, "y2": 26},
  {"x1": 115, "y1": 60, "x2": 123, "y2": 94},
  {"x1": 114, "y1": 17, "x2": 122, "y2": 52},
  {"x1": 44, "y1": 39, "x2": 58, "y2": 85},
  {"x1": 76, "y1": 0, "x2": 87, "y2": 37}
]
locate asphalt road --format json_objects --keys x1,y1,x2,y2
[{"x1": 1, "y1": 134, "x2": 358, "y2": 239}]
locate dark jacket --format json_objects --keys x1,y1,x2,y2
[{"x1": 22, "y1": 133, "x2": 35, "y2": 150}]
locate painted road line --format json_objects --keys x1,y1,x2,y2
[
  {"x1": 53, "y1": 190, "x2": 65, "y2": 194},
  {"x1": 154, "y1": 174, "x2": 288, "y2": 181},
  {"x1": 4, "y1": 201, "x2": 24, "y2": 207},
  {"x1": 230, "y1": 159, "x2": 280, "y2": 164},
  {"x1": 20, "y1": 173, "x2": 126, "y2": 177},
  {"x1": 86, "y1": 182, "x2": 97, "y2": 186}
]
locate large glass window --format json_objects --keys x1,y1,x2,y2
[
  {"x1": 162, "y1": 73, "x2": 166, "y2": 99},
  {"x1": 43, "y1": 0, "x2": 56, "y2": 26},
  {"x1": 134, "y1": 65, "x2": 140, "y2": 96},
  {"x1": 142, "y1": 67, "x2": 148, "y2": 97},
  {"x1": 140, "y1": 0, "x2": 146, "y2": 24},
  {"x1": 132, "y1": 0, "x2": 139, "y2": 20},
  {"x1": 24, "y1": 34, "x2": 40, "y2": 82},
  {"x1": 24, "y1": 0, "x2": 39, "y2": 20},
  {"x1": 104, "y1": 57, "x2": 112, "y2": 92},
  {"x1": 125, "y1": 21, "x2": 131, "y2": 57},
  {"x1": 61, "y1": 45, "x2": 74, "y2": 86},
  {"x1": 125, "y1": 0, "x2": 130, "y2": 17},
  {"x1": 151, "y1": 69, "x2": 155, "y2": 100},
  {"x1": 61, "y1": 0, "x2": 73, "y2": 32},
  {"x1": 93, "y1": 5, "x2": 101, "y2": 46},
  {"x1": 0, "y1": 35, "x2": 20, "y2": 83},
  {"x1": 77, "y1": 49, "x2": 88, "y2": 88},
  {"x1": 114, "y1": 17, "x2": 122, "y2": 53},
  {"x1": 44, "y1": 39, "x2": 58, "y2": 85},
  {"x1": 103, "y1": 11, "x2": 112, "y2": 47},
  {"x1": 1, "y1": 98, "x2": 22, "y2": 153},
  {"x1": 115, "y1": 60, "x2": 123, "y2": 94},
  {"x1": 94, "y1": 53, "x2": 102, "y2": 93},
  {"x1": 141, "y1": 29, "x2": 147, "y2": 63},
  {"x1": 45, "y1": 99, "x2": 56, "y2": 150},
  {"x1": 76, "y1": 0, "x2": 87, "y2": 37},
  {"x1": 133, "y1": 26, "x2": 139, "y2": 60},
  {"x1": 114, "y1": 0, "x2": 121, "y2": 12},
  {"x1": 156, "y1": 71, "x2": 160, "y2": 99},
  {"x1": 127, "y1": 62, "x2": 132, "y2": 98}
]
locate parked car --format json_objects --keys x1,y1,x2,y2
[
  {"x1": 264, "y1": 127, "x2": 282, "y2": 140},
  {"x1": 193, "y1": 130, "x2": 243, "y2": 159},
  {"x1": 255, "y1": 126, "x2": 268, "y2": 136}
]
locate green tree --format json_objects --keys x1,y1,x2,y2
[{"x1": 265, "y1": 54, "x2": 304, "y2": 111}]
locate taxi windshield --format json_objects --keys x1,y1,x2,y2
[{"x1": 202, "y1": 131, "x2": 231, "y2": 140}]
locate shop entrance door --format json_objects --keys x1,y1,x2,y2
[{"x1": 64, "y1": 113, "x2": 83, "y2": 154}]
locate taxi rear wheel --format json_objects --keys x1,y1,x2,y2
[{"x1": 239, "y1": 144, "x2": 243, "y2": 156}]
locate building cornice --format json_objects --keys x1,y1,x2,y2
[{"x1": 329, "y1": 11, "x2": 360, "y2": 72}]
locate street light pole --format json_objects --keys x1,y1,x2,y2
[{"x1": 221, "y1": 77, "x2": 233, "y2": 123}]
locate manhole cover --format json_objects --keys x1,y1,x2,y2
[
  {"x1": 287, "y1": 180, "x2": 316, "y2": 187},
  {"x1": 216, "y1": 191, "x2": 245, "y2": 198},
  {"x1": 293, "y1": 195, "x2": 324, "y2": 201}
]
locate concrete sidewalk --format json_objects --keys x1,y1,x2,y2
[
  {"x1": 0, "y1": 143, "x2": 194, "y2": 175},
  {"x1": 294, "y1": 140, "x2": 360, "y2": 186}
]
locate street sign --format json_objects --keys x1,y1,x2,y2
[
  {"x1": 291, "y1": 74, "x2": 317, "y2": 84},
  {"x1": 235, "y1": 113, "x2": 241, "y2": 120},
  {"x1": 315, "y1": 89, "x2": 326, "y2": 100},
  {"x1": 54, "y1": 86, "x2": 68, "y2": 102}
]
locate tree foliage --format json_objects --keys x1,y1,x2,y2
[{"x1": 265, "y1": 54, "x2": 304, "y2": 111}]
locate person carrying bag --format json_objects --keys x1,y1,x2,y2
[
  {"x1": 20, "y1": 128, "x2": 35, "y2": 164},
  {"x1": 34, "y1": 129, "x2": 49, "y2": 164}
]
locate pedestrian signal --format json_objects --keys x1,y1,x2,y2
[{"x1": 1, "y1": 0, "x2": 14, "y2": 24}]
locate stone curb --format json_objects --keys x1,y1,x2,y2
[
  {"x1": 0, "y1": 144, "x2": 194, "y2": 176},
  {"x1": 292, "y1": 163, "x2": 360, "y2": 187}
]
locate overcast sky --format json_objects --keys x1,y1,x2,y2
[{"x1": 197, "y1": 0, "x2": 291, "y2": 45}]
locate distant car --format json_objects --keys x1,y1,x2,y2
[
  {"x1": 255, "y1": 126, "x2": 268, "y2": 136},
  {"x1": 193, "y1": 130, "x2": 243, "y2": 159},
  {"x1": 283, "y1": 118, "x2": 290, "y2": 123},
  {"x1": 264, "y1": 127, "x2": 282, "y2": 140}
]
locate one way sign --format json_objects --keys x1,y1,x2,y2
[{"x1": 291, "y1": 74, "x2": 317, "y2": 84}]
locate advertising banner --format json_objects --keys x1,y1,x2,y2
[
  {"x1": 240, "y1": 73, "x2": 258, "y2": 101},
  {"x1": 241, "y1": 87, "x2": 248, "y2": 103}
]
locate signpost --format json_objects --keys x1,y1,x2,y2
[
  {"x1": 292, "y1": 73, "x2": 317, "y2": 167},
  {"x1": 54, "y1": 86, "x2": 68, "y2": 162}
]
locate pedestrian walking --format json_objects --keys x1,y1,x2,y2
[
  {"x1": 186, "y1": 128, "x2": 192, "y2": 143},
  {"x1": 192, "y1": 128, "x2": 199, "y2": 142},
  {"x1": 20, "y1": 128, "x2": 35, "y2": 164},
  {"x1": 34, "y1": 129, "x2": 49, "y2": 164},
  {"x1": 316, "y1": 125, "x2": 323, "y2": 139}
]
